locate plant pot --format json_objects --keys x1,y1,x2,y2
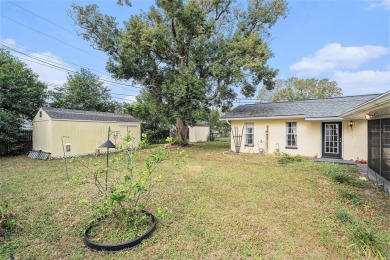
[{"x1": 83, "y1": 210, "x2": 157, "y2": 252}]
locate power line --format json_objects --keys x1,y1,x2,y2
[
  {"x1": 0, "y1": 42, "x2": 141, "y2": 92},
  {"x1": 6, "y1": 0, "x2": 78, "y2": 36},
  {"x1": 1, "y1": 14, "x2": 106, "y2": 61}
]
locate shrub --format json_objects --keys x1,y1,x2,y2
[
  {"x1": 73, "y1": 132, "x2": 186, "y2": 220},
  {"x1": 277, "y1": 153, "x2": 303, "y2": 165},
  {"x1": 331, "y1": 172, "x2": 352, "y2": 184}
]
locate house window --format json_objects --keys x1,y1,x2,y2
[
  {"x1": 286, "y1": 122, "x2": 297, "y2": 148},
  {"x1": 245, "y1": 123, "x2": 254, "y2": 146}
]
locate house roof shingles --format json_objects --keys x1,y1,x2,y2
[
  {"x1": 42, "y1": 107, "x2": 141, "y2": 122},
  {"x1": 221, "y1": 94, "x2": 381, "y2": 119}
]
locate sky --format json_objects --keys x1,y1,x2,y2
[{"x1": 0, "y1": 0, "x2": 389, "y2": 106}]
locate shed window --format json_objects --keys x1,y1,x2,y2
[
  {"x1": 245, "y1": 123, "x2": 254, "y2": 146},
  {"x1": 286, "y1": 122, "x2": 297, "y2": 148}
]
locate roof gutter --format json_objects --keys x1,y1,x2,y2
[
  {"x1": 220, "y1": 115, "x2": 306, "y2": 121},
  {"x1": 304, "y1": 117, "x2": 343, "y2": 121}
]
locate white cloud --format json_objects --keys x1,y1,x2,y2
[
  {"x1": 1, "y1": 38, "x2": 72, "y2": 90},
  {"x1": 332, "y1": 70, "x2": 390, "y2": 95},
  {"x1": 124, "y1": 95, "x2": 137, "y2": 103},
  {"x1": 368, "y1": 0, "x2": 390, "y2": 10},
  {"x1": 290, "y1": 43, "x2": 389, "y2": 76},
  {"x1": 3, "y1": 38, "x2": 16, "y2": 46}
]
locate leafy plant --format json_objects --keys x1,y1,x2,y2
[
  {"x1": 73, "y1": 131, "x2": 186, "y2": 241},
  {"x1": 277, "y1": 152, "x2": 303, "y2": 165}
]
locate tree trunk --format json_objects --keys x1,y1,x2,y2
[{"x1": 175, "y1": 118, "x2": 188, "y2": 145}]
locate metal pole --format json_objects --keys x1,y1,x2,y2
[
  {"x1": 61, "y1": 136, "x2": 69, "y2": 180},
  {"x1": 106, "y1": 147, "x2": 109, "y2": 198},
  {"x1": 106, "y1": 127, "x2": 110, "y2": 198}
]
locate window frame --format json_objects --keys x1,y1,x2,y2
[
  {"x1": 245, "y1": 123, "x2": 254, "y2": 146},
  {"x1": 286, "y1": 122, "x2": 297, "y2": 149}
]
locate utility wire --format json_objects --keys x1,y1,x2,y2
[
  {"x1": 1, "y1": 15, "x2": 106, "y2": 61},
  {"x1": 6, "y1": 0, "x2": 78, "y2": 36},
  {"x1": 0, "y1": 42, "x2": 140, "y2": 92}
]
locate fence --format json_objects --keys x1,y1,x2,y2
[{"x1": 0, "y1": 129, "x2": 32, "y2": 156}]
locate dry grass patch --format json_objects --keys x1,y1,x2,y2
[{"x1": 0, "y1": 141, "x2": 389, "y2": 259}]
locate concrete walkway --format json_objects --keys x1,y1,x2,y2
[
  {"x1": 313, "y1": 158, "x2": 357, "y2": 165},
  {"x1": 313, "y1": 158, "x2": 389, "y2": 194}
]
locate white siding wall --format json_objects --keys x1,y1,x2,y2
[{"x1": 230, "y1": 118, "x2": 367, "y2": 160}]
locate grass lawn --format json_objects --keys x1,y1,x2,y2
[{"x1": 1, "y1": 140, "x2": 389, "y2": 259}]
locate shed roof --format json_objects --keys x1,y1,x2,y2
[
  {"x1": 42, "y1": 107, "x2": 141, "y2": 122},
  {"x1": 221, "y1": 94, "x2": 381, "y2": 120}
]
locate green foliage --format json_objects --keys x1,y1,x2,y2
[
  {"x1": 124, "y1": 93, "x2": 171, "y2": 144},
  {"x1": 207, "y1": 109, "x2": 231, "y2": 141},
  {"x1": 337, "y1": 187, "x2": 359, "y2": 202},
  {"x1": 0, "y1": 199, "x2": 21, "y2": 240},
  {"x1": 335, "y1": 210, "x2": 354, "y2": 223},
  {"x1": 0, "y1": 48, "x2": 47, "y2": 119},
  {"x1": 277, "y1": 152, "x2": 303, "y2": 165},
  {"x1": 74, "y1": 132, "x2": 186, "y2": 221},
  {"x1": 349, "y1": 223, "x2": 386, "y2": 259},
  {"x1": 331, "y1": 172, "x2": 352, "y2": 184},
  {"x1": 49, "y1": 68, "x2": 119, "y2": 112},
  {"x1": 0, "y1": 48, "x2": 46, "y2": 155},
  {"x1": 0, "y1": 110, "x2": 23, "y2": 155},
  {"x1": 71, "y1": 0, "x2": 288, "y2": 143},
  {"x1": 258, "y1": 77, "x2": 342, "y2": 102},
  {"x1": 321, "y1": 163, "x2": 344, "y2": 175}
]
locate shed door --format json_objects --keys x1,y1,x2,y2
[{"x1": 322, "y1": 122, "x2": 342, "y2": 158}]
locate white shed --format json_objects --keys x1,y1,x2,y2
[{"x1": 188, "y1": 122, "x2": 210, "y2": 143}]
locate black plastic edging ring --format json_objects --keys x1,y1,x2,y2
[{"x1": 83, "y1": 211, "x2": 157, "y2": 252}]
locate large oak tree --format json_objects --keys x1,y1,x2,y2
[{"x1": 72, "y1": 0, "x2": 288, "y2": 143}]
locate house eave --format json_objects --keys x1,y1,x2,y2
[
  {"x1": 340, "y1": 91, "x2": 390, "y2": 119},
  {"x1": 220, "y1": 115, "x2": 306, "y2": 121},
  {"x1": 305, "y1": 117, "x2": 343, "y2": 121},
  {"x1": 50, "y1": 118, "x2": 141, "y2": 123}
]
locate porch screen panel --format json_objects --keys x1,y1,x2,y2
[
  {"x1": 381, "y1": 118, "x2": 390, "y2": 181},
  {"x1": 368, "y1": 120, "x2": 381, "y2": 175},
  {"x1": 368, "y1": 118, "x2": 390, "y2": 182}
]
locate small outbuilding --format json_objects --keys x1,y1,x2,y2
[
  {"x1": 32, "y1": 107, "x2": 141, "y2": 158},
  {"x1": 188, "y1": 122, "x2": 210, "y2": 143}
]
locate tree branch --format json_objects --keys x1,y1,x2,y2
[{"x1": 205, "y1": 79, "x2": 221, "y2": 100}]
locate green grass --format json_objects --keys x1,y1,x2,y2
[{"x1": 0, "y1": 140, "x2": 389, "y2": 259}]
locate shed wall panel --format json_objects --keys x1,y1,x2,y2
[
  {"x1": 50, "y1": 120, "x2": 141, "y2": 157},
  {"x1": 32, "y1": 109, "x2": 52, "y2": 153},
  {"x1": 189, "y1": 126, "x2": 209, "y2": 142}
]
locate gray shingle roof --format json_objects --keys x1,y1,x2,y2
[
  {"x1": 221, "y1": 94, "x2": 381, "y2": 119},
  {"x1": 42, "y1": 107, "x2": 141, "y2": 122}
]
